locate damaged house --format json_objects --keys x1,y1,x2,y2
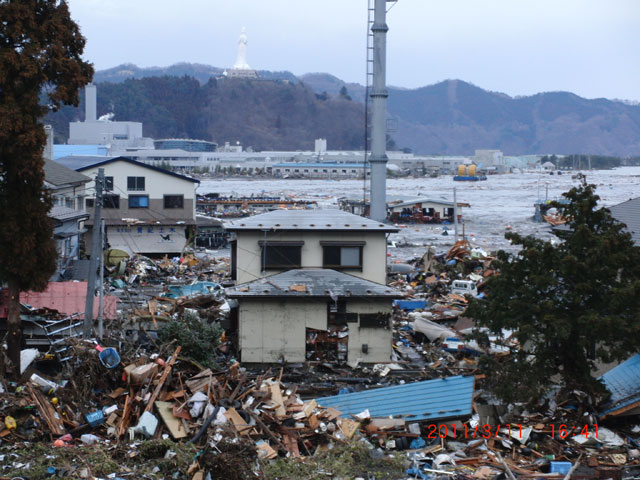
[
  {"x1": 225, "y1": 210, "x2": 402, "y2": 363},
  {"x1": 56, "y1": 156, "x2": 199, "y2": 257}
]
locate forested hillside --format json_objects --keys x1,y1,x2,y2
[{"x1": 46, "y1": 76, "x2": 364, "y2": 151}]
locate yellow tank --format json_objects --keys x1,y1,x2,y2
[
  {"x1": 457, "y1": 165, "x2": 467, "y2": 176},
  {"x1": 468, "y1": 164, "x2": 477, "y2": 176}
]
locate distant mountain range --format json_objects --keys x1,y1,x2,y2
[{"x1": 51, "y1": 63, "x2": 640, "y2": 156}]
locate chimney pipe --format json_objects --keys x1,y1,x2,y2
[
  {"x1": 368, "y1": 0, "x2": 389, "y2": 222},
  {"x1": 85, "y1": 84, "x2": 97, "y2": 122}
]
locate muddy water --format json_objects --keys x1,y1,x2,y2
[{"x1": 198, "y1": 167, "x2": 640, "y2": 261}]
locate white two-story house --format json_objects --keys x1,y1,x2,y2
[
  {"x1": 43, "y1": 159, "x2": 91, "y2": 279},
  {"x1": 225, "y1": 209, "x2": 403, "y2": 364},
  {"x1": 56, "y1": 156, "x2": 199, "y2": 257}
]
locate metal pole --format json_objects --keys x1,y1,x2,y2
[
  {"x1": 453, "y1": 187, "x2": 458, "y2": 242},
  {"x1": 83, "y1": 168, "x2": 103, "y2": 338},
  {"x1": 98, "y1": 218, "x2": 105, "y2": 339},
  {"x1": 368, "y1": 0, "x2": 389, "y2": 222}
]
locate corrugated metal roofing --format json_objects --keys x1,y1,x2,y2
[
  {"x1": 609, "y1": 197, "x2": 640, "y2": 246},
  {"x1": 226, "y1": 269, "x2": 402, "y2": 299},
  {"x1": 225, "y1": 209, "x2": 398, "y2": 232},
  {"x1": 599, "y1": 354, "x2": 640, "y2": 418},
  {"x1": 317, "y1": 375, "x2": 475, "y2": 422},
  {"x1": 53, "y1": 144, "x2": 108, "y2": 160}
]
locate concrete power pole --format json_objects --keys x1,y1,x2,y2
[
  {"x1": 83, "y1": 168, "x2": 104, "y2": 338},
  {"x1": 368, "y1": 0, "x2": 390, "y2": 222}
]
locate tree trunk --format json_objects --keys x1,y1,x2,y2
[{"x1": 6, "y1": 280, "x2": 21, "y2": 379}]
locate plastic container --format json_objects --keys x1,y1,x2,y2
[
  {"x1": 95, "y1": 345, "x2": 120, "y2": 369},
  {"x1": 550, "y1": 461, "x2": 572, "y2": 474}
]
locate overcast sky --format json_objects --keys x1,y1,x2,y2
[{"x1": 66, "y1": 0, "x2": 639, "y2": 101}]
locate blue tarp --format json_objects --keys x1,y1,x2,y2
[
  {"x1": 599, "y1": 353, "x2": 640, "y2": 418},
  {"x1": 317, "y1": 375, "x2": 475, "y2": 422},
  {"x1": 393, "y1": 300, "x2": 428, "y2": 311}
]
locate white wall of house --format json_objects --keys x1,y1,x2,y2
[
  {"x1": 106, "y1": 225, "x2": 188, "y2": 255},
  {"x1": 235, "y1": 231, "x2": 388, "y2": 284},
  {"x1": 346, "y1": 300, "x2": 393, "y2": 364},
  {"x1": 239, "y1": 299, "x2": 327, "y2": 363},
  {"x1": 238, "y1": 298, "x2": 393, "y2": 363},
  {"x1": 81, "y1": 160, "x2": 196, "y2": 203}
]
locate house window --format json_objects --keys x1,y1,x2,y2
[
  {"x1": 321, "y1": 241, "x2": 365, "y2": 269},
  {"x1": 259, "y1": 241, "x2": 303, "y2": 270},
  {"x1": 104, "y1": 176, "x2": 114, "y2": 191},
  {"x1": 86, "y1": 198, "x2": 94, "y2": 208},
  {"x1": 127, "y1": 176, "x2": 145, "y2": 191},
  {"x1": 342, "y1": 169, "x2": 347, "y2": 173},
  {"x1": 103, "y1": 194, "x2": 120, "y2": 209},
  {"x1": 164, "y1": 195, "x2": 184, "y2": 209},
  {"x1": 129, "y1": 195, "x2": 149, "y2": 208},
  {"x1": 359, "y1": 312, "x2": 391, "y2": 328}
]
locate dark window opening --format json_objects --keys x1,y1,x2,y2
[
  {"x1": 359, "y1": 313, "x2": 390, "y2": 328},
  {"x1": 127, "y1": 176, "x2": 145, "y2": 191},
  {"x1": 164, "y1": 195, "x2": 184, "y2": 209},
  {"x1": 129, "y1": 195, "x2": 149, "y2": 208},
  {"x1": 86, "y1": 198, "x2": 94, "y2": 208},
  {"x1": 323, "y1": 245, "x2": 363, "y2": 269},
  {"x1": 261, "y1": 245, "x2": 301, "y2": 269},
  {"x1": 103, "y1": 194, "x2": 120, "y2": 209},
  {"x1": 104, "y1": 176, "x2": 114, "y2": 191}
]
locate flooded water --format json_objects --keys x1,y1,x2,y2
[{"x1": 198, "y1": 167, "x2": 640, "y2": 261}]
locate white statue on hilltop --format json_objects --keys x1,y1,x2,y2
[{"x1": 233, "y1": 27, "x2": 251, "y2": 70}]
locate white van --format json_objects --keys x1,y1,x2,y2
[{"x1": 450, "y1": 280, "x2": 478, "y2": 297}]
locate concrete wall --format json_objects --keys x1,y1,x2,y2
[
  {"x1": 106, "y1": 225, "x2": 188, "y2": 255},
  {"x1": 235, "y1": 230, "x2": 388, "y2": 284},
  {"x1": 81, "y1": 160, "x2": 197, "y2": 224},
  {"x1": 346, "y1": 300, "x2": 393, "y2": 363},
  {"x1": 239, "y1": 298, "x2": 327, "y2": 363},
  {"x1": 238, "y1": 298, "x2": 393, "y2": 363},
  {"x1": 69, "y1": 121, "x2": 143, "y2": 145}
]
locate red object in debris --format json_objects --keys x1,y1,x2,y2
[{"x1": 0, "y1": 281, "x2": 118, "y2": 319}]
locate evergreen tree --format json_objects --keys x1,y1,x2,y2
[
  {"x1": 466, "y1": 175, "x2": 640, "y2": 403},
  {"x1": 0, "y1": 0, "x2": 93, "y2": 376}
]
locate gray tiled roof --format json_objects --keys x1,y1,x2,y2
[
  {"x1": 609, "y1": 197, "x2": 640, "y2": 246},
  {"x1": 49, "y1": 206, "x2": 89, "y2": 222},
  {"x1": 225, "y1": 209, "x2": 398, "y2": 232},
  {"x1": 226, "y1": 269, "x2": 403, "y2": 298},
  {"x1": 44, "y1": 159, "x2": 91, "y2": 186},
  {"x1": 55, "y1": 155, "x2": 200, "y2": 184}
]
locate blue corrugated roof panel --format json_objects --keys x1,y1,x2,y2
[
  {"x1": 317, "y1": 375, "x2": 474, "y2": 422},
  {"x1": 599, "y1": 354, "x2": 640, "y2": 417}
]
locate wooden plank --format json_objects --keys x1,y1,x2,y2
[
  {"x1": 224, "y1": 407, "x2": 251, "y2": 435},
  {"x1": 269, "y1": 383, "x2": 287, "y2": 418},
  {"x1": 282, "y1": 434, "x2": 301, "y2": 457},
  {"x1": 155, "y1": 401, "x2": 187, "y2": 439},
  {"x1": 27, "y1": 384, "x2": 65, "y2": 436},
  {"x1": 144, "y1": 346, "x2": 182, "y2": 413}
]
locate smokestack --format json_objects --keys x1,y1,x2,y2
[
  {"x1": 368, "y1": 0, "x2": 389, "y2": 222},
  {"x1": 44, "y1": 125, "x2": 53, "y2": 161},
  {"x1": 85, "y1": 84, "x2": 97, "y2": 122}
]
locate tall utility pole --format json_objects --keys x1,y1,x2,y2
[
  {"x1": 368, "y1": 0, "x2": 390, "y2": 222},
  {"x1": 98, "y1": 218, "x2": 105, "y2": 339},
  {"x1": 453, "y1": 187, "x2": 459, "y2": 242},
  {"x1": 83, "y1": 168, "x2": 104, "y2": 338}
]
